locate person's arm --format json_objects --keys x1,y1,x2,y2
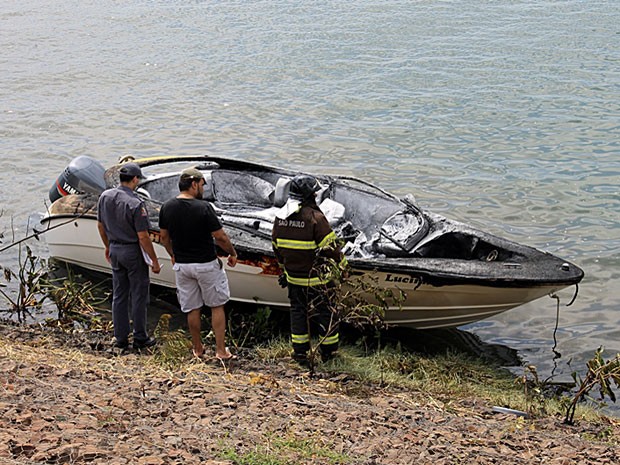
[
  {"x1": 159, "y1": 228, "x2": 175, "y2": 265},
  {"x1": 212, "y1": 228, "x2": 237, "y2": 267},
  {"x1": 132, "y1": 200, "x2": 160, "y2": 273},
  {"x1": 97, "y1": 221, "x2": 111, "y2": 264},
  {"x1": 271, "y1": 226, "x2": 283, "y2": 264},
  {"x1": 314, "y1": 213, "x2": 348, "y2": 278},
  {"x1": 314, "y1": 215, "x2": 341, "y2": 260},
  {"x1": 137, "y1": 230, "x2": 161, "y2": 274}
]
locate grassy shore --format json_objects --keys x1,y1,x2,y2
[{"x1": 1, "y1": 320, "x2": 618, "y2": 464}]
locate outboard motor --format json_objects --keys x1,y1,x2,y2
[{"x1": 49, "y1": 156, "x2": 107, "y2": 203}]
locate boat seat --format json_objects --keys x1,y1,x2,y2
[
  {"x1": 273, "y1": 177, "x2": 332, "y2": 207},
  {"x1": 316, "y1": 185, "x2": 329, "y2": 204},
  {"x1": 136, "y1": 187, "x2": 151, "y2": 199},
  {"x1": 202, "y1": 171, "x2": 215, "y2": 201},
  {"x1": 273, "y1": 177, "x2": 292, "y2": 207},
  {"x1": 272, "y1": 176, "x2": 345, "y2": 226},
  {"x1": 211, "y1": 170, "x2": 274, "y2": 207},
  {"x1": 319, "y1": 198, "x2": 346, "y2": 226}
]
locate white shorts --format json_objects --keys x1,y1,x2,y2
[{"x1": 173, "y1": 259, "x2": 230, "y2": 312}]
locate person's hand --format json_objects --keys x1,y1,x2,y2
[
  {"x1": 227, "y1": 254, "x2": 237, "y2": 268},
  {"x1": 104, "y1": 247, "x2": 111, "y2": 264},
  {"x1": 278, "y1": 273, "x2": 288, "y2": 288},
  {"x1": 151, "y1": 261, "x2": 161, "y2": 274}
]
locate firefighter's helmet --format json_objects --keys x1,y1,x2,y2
[{"x1": 289, "y1": 174, "x2": 321, "y2": 200}]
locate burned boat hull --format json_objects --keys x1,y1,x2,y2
[{"x1": 40, "y1": 155, "x2": 584, "y2": 329}]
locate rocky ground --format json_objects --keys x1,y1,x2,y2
[{"x1": 1, "y1": 323, "x2": 619, "y2": 465}]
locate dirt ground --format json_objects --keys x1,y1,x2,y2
[{"x1": 1, "y1": 323, "x2": 619, "y2": 465}]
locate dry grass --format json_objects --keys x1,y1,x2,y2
[{"x1": 1, "y1": 324, "x2": 619, "y2": 465}]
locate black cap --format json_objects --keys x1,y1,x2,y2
[{"x1": 119, "y1": 162, "x2": 145, "y2": 179}]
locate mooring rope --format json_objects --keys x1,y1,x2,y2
[
  {"x1": 566, "y1": 283, "x2": 579, "y2": 307},
  {"x1": 548, "y1": 284, "x2": 580, "y2": 378},
  {"x1": 0, "y1": 205, "x2": 96, "y2": 254},
  {"x1": 551, "y1": 293, "x2": 561, "y2": 358}
]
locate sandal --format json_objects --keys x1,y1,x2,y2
[
  {"x1": 216, "y1": 347, "x2": 238, "y2": 361},
  {"x1": 192, "y1": 345, "x2": 206, "y2": 360}
]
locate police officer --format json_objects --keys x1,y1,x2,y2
[
  {"x1": 271, "y1": 174, "x2": 348, "y2": 363},
  {"x1": 97, "y1": 162, "x2": 161, "y2": 349}
]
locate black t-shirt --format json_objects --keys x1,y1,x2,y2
[{"x1": 159, "y1": 198, "x2": 223, "y2": 263}]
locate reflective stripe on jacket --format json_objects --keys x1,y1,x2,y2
[{"x1": 272, "y1": 203, "x2": 347, "y2": 286}]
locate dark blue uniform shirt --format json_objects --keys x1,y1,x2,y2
[{"x1": 97, "y1": 186, "x2": 150, "y2": 243}]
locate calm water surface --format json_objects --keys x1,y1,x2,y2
[{"x1": 1, "y1": 0, "x2": 619, "y2": 402}]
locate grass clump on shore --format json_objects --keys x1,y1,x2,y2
[
  {"x1": 328, "y1": 345, "x2": 517, "y2": 396},
  {"x1": 252, "y1": 335, "x2": 592, "y2": 420},
  {"x1": 253, "y1": 335, "x2": 521, "y2": 410},
  {"x1": 218, "y1": 435, "x2": 351, "y2": 465},
  {"x1": 143, "y1": 305, "x2": 605, "y2": 422}
]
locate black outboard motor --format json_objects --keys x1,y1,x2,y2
[{"x1": 49, "y1": 156, "x2": 107, "y2": 203}]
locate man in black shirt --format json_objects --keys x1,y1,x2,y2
[{"x1": 159, "y1": 168, "x2": 237, "y2": 360}]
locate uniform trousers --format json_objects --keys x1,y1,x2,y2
[
  {"x1": 288, "y1": 283, "x2": 339, "y2": 356},
  {"x1": 109, "y1": 243, "x2": 150, "y2": 343}
]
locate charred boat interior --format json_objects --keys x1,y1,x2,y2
[
  {"x1": 47, "y1": 161, "x2": 525, "y2": 265},
  {"x1": 130, "y1": 165, "x2": 522, "y2": 264}
]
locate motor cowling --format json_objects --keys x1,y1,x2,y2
[{"x1": 49, "y1": 156, "x2": 107, "y2": 203}]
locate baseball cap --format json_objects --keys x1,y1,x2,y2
[
  {"x1": 119, "y1": 162, "x2": 145, "y2": 179},
  {"x1": 180, "y1": 167, "x2": 205, "y2": 181}
]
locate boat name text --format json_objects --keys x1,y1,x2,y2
[{"x1": 385, "y1": 273, "x2": 421, "y2": 286}]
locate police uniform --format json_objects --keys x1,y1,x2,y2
[
  {"x1": 272, "y1": 195, "x2": 347, "y2": 361},
  {"x1": 97, "y1": 185, "x2": 152, "y2": 346}
]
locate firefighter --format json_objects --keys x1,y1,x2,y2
[{"x1": 271, "y1": 174, "x2": 348, "y2": 363}]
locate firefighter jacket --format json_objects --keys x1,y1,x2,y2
[{"x1": 272, "y1": 202, "x2": 347, "y2": 287}]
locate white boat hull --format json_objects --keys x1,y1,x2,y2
[{"x1": 42, "y1": 216, "x2": 563, "y2": 329}]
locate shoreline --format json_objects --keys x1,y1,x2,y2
[{"x1": 1, "y1": 322, "x2": 618, "y2": 464}]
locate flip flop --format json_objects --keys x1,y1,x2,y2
[
  {"x1": 192, "y1": 346, "x2": 207, "y2": 360},
  {"x1": 216, "y1": 347, "x2": 238, "y2": 361}
]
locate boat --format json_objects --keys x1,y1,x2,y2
[{"x1": 40, "y1": 155, "x2": 584, "y2": 329}]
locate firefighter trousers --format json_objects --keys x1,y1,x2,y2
[{"x1": 287, "y1": 283, "x2": 339, "y2": 357}]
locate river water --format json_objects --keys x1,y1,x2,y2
[{"x1": 1, "y1": 0, "x2": 619, "y2": 400}]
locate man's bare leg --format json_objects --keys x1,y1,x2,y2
[
  {"x1": 187, "y1": 308, "x2": 204, "y2": 357},
  {"x1": 211, "y1": 305, "x2": 230, "y2": 359}
]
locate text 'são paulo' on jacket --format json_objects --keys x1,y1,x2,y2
[{"x1": 272, "y1": 201, "x2": 348, "y2": 286}]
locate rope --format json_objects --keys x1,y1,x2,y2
[
  {"x1": 566, "y1": 283, "x2": 579, "y2": 307},
  {"x1": 0, "y1": 205, "x2": 96, "y2": 254},
  {"x1": 551, "y1": 293, "x2": 561, "y2": 360},
  {"x1": 542, "y1": 293, "x2": 563, "y2": 382},
  {"x1": 545, "y1": 284, "x2": 579, "y2": 381}
]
